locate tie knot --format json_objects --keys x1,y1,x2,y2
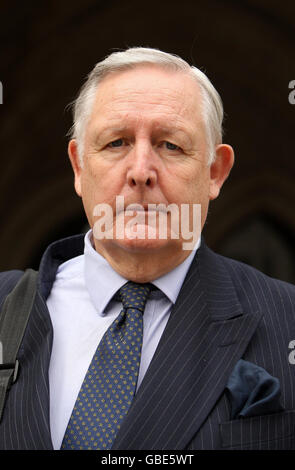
[{"x1": 119, "y1": 282, "x2": 151, "y2": 312}]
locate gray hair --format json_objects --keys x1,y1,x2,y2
[{"x1": 70, "y1": 47, "x2": 224, "y2": 166}]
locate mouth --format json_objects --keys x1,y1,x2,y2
[{"x1": 119, "y1": 202, "x2": 168, "y2": 215}]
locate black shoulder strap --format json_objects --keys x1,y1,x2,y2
[{"x1": 0, "y1": 268, "x2": 38, "y2": 421}]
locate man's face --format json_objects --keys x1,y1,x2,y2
[{"x1": 69, "y1": 65, "x2": 233, "y2": 270}]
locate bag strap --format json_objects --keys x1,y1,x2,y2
[{"x1": 0, "y1": 268, "x2": 38, "y2": 421}]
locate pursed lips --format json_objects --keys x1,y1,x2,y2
[{"x1": 116, "y1": 203, "x2": 169, "y2": 216}]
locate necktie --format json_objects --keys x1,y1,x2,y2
[{"x1": 61, "y1": 281, "x2": 151, "y2": 450}]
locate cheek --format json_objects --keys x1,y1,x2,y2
[
  {"x1": 166, "y1": 165, "x2": 210, "y2": 203},
  {"x1": 79, "y1": 169, "x2": 104, "y2": 220},
  {"x1": 80, "y1": 161, "x2": 123, "y2": 207},
  {"x1": 81, "y1": 158, "x2": 107, "y2": 191}
]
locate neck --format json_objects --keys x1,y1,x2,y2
[{"x1": 93, "y1": 239, "x2": 193, "y2": 283}]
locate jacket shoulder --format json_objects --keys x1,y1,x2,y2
[
  {"x1": 216, "y1": 251, "x2": 295, "y2": 310},
  {"x1": 0, "y1": 270, "x2": 24, "y2": 309}
]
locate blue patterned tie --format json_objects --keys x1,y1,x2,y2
[{"x1": 61, "y1": 281, "x2": 151, "y2": 450}]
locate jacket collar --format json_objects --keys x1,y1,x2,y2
[{"x1": 38, "y1": 233, "x2": 84, "y2": 300}]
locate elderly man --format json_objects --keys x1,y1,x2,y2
[{"x1": 0, "y1": 47, "x2": 294, "y2": 451}]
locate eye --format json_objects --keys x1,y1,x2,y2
[
  {"x1": 108, "y1": 138, "x2": 124, "y2": 148},
  {"x1": 165, "y1": 141, "x2": 181, "y2": 151}
]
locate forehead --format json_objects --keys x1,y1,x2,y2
[{"x1": 88, "y1": 65, "x2": 204, "y2": 127}]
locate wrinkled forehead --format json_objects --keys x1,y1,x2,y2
[{"x1": 88, "y1": 64, "x2": 205, "y2": 126}]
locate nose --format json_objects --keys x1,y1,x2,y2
[{"x1": 126, "y1": 142, "x2": 158, "y2": 189}]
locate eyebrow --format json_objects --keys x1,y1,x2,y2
[
  {"x1": 153, "y1": 125, "x2": 190, "y2": 136},
  {"x1": 92, "y1": 124, "x2": 194, "y2": 146},
  {"x1": 93, "y1": 127, "x2": 129, "y2": 140},
  {"x1": 152, "y1": 126, "x2": 194, "y2": 146}
]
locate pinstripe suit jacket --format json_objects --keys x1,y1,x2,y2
[{"x1": 0, "y1": 234, "x2": 295, "y2": 450}]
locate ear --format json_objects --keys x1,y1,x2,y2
[
  {"x1": 68, "y1": 139, "x2": 82, "y2": 197},
  {"x1": 209, "y1": 144, "x2": 234, "y2": 200}
]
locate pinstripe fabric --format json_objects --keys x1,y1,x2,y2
[
  {"x1": 0, "y1": 235, "x2": 84, "y2": 450},
  {"x1": 0, "y1": 277, "x2": 53, "y2": 449},
  {"x1": 0, "y1": 234, "x2": 295, "y2": 449},
  {"x1": 220, "y1": 410, "x2": 295, "y2": 449}
]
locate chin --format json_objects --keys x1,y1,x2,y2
[
  {"x1": 121, "y1": 240, "x2": 169, "y2": 252},
  {"x1": 112, "y1": 223, "x2": 178, "y2": 251},
  {"x1": 114, "y1": 235, "x2": 174, "y2": 253}
]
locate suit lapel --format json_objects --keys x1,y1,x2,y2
[
  {"x1": 0, "y1": 290, "x2": 54, "y2": 449},
  {"x1": 2, "y1": 235, "x2": 85, "y2": 450},
  {"x1": 17, "y1": 292, "x2": 54, "y2": 449},
  {"x1": 112, "y1": 242, "x2": 263, "y2": 450}
]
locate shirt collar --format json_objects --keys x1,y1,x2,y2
[{"x1": 83, "y1": 230, "x2": 200, "y2": 315}]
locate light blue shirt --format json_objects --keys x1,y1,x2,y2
[{"x1": 47, "y1": 230, "x2": 200, "y2": 449}]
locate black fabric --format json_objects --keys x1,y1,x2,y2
[
  {"x1": 0, "y1": 269, "x2": 38, "y2": 421},
  {"x1": 225, "y1": 359, "x2": 284, "y2": 419}
]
